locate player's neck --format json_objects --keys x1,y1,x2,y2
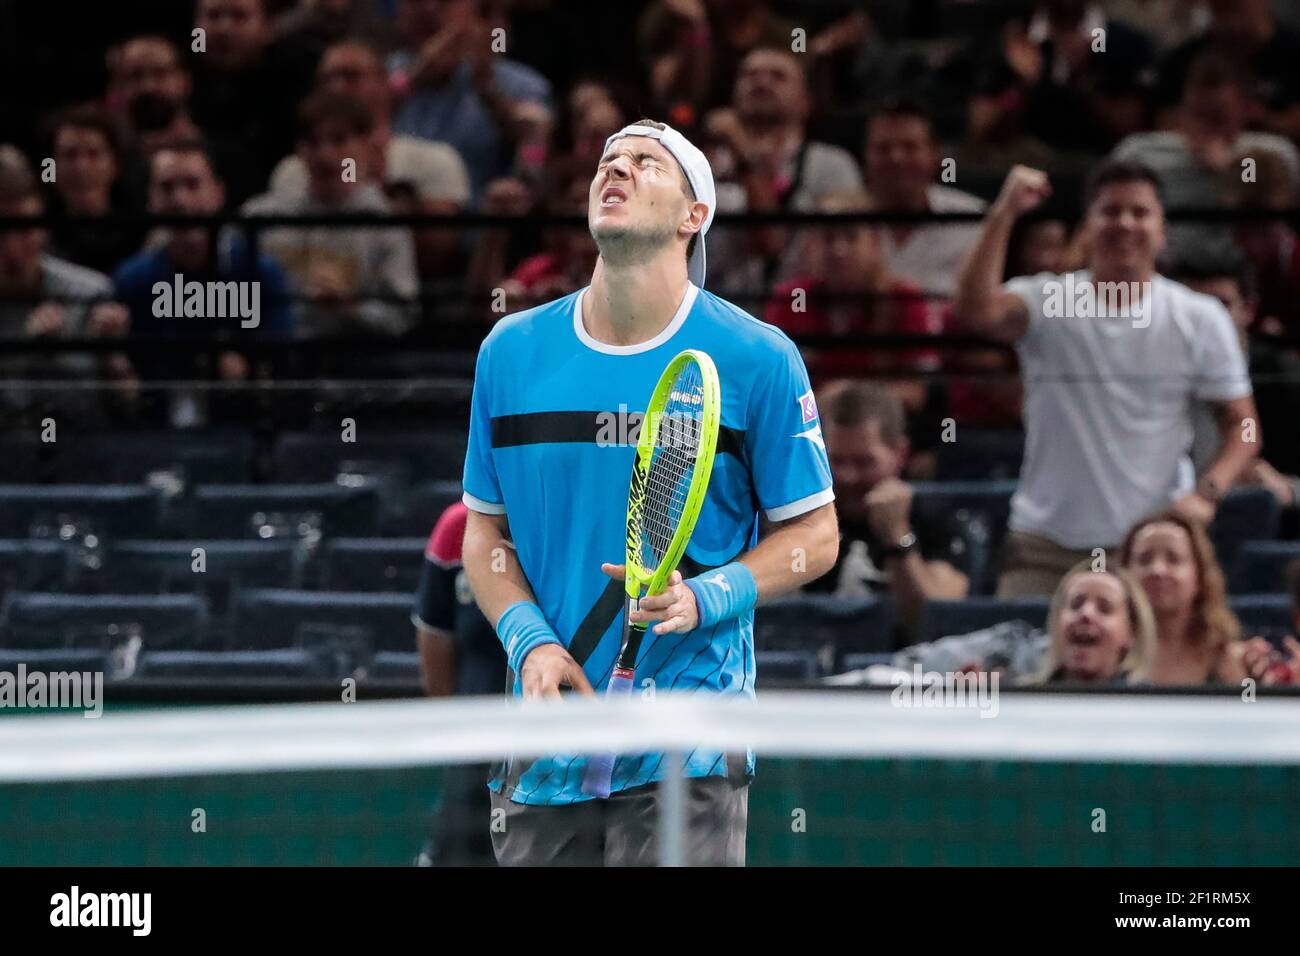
[{"x1": 585, "y1": 255, "x2": 691, "y2": 347}]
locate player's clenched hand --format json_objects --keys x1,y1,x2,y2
[
  {"x1": 520, "y1": 644, "x2": 594, "y2": 701},
  {"x1": 602, "y1": 564, "x2": 700, "y2": 635},
  {"x1": 993, "y1": 165, "x2": 1051, "y2": 219}
]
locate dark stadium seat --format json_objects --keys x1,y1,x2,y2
[
  {"x1": 378, "y1": 480, "x2": 463, "y2": 536},
  {"x1": 103, "y1": 540, "x2": 305, "y2": 612},
  {"x1": 910, "y1": 481, "x2": 1018, "y2": 594},
  {"x1": 1, "y1": 593, "x2": 209, "y2": 651},
  {"x1": 1230, "y1": 541, "x2": 1300, "y2": 595},
  {"x1": 933, "y1": 429, "x2": 1025, "y2": 481},
  {"x1": 0, "y1": 648, "x2": 109, "y2": 673},
  {"x1": 270, "y1": 430, "x2": 467, "y2": 483},
  {"x1": 0, "y1": 540, "x2": 71, "y2": 601},
  {"x1": 322, "y1": 538, "x2": 425, "y2": 592},
  {"x1": 188, "y1": 483, "x2": 380, "y2": 538},
  {"x1": 1229, "y1": 595, "x2": 1295, "y2": 636},
  {"x1": 231, "y1": 589, "x2": 414, "y2": 657},
  {"x1": 0, "y1": 437, "x2": 42, "y2": 483},
  {"x1": 136, "y1": 648, "x2": 338, "y2": 681},
  {"x1": 0, "y1": 485, "x2": 165, "y2": 538},
  {"x1": 1209, "y1": 489, "x2": 1282, "y2": 574},
  {"x1": 840, "y1": 652, "x2": 894, "y2": 671},
  {"x1": 918, "y1": 597, "x2": 1050, "y2": 646},
  {"x1": 755, "y1": 649, "x2": 820, "y2": 684},
  {"x1": 754, "y1": 595, "x2": 895, "y2": 665},
  {"x1": 366, "y1": 650, "x2": 423, "y2": 681},
  {"x1": 49, "y1": 430, "x2": 255, "y2": 484}
]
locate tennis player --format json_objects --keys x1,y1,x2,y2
[{"x1": 461, "y1": 119, "x2": 840, "y2": 866}]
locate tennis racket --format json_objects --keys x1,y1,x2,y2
[{"x1": 581, "y1": 348, "x2": 722, "y2": 799}]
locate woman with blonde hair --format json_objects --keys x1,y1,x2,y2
[
  {"x1": 1027, "y1": 561, "x2": 1157, "y2": 684},
  {"x1": 1119, "y1": 510, "x2": 1246, "y2": 685}
]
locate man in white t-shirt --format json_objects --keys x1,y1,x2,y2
[
  {"x1": 269, "y1": 40, "x2": 470, "y2": 208},
  {"x1": 956, "y1": 161, "x2": 1259, "y2": 597}
]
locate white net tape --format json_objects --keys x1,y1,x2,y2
[{"x1": 3, "y1": 691, "x2": 1300, "y2": 783}]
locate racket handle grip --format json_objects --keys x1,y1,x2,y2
[{"x1": 580, "y1": 669, "x2": 636, "y2": 799}]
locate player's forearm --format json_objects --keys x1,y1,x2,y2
[
  {"x1": 416, "y1": 627, "x2": 457, "y2": 697},
  {"x1": 955, "y1": 205, "x2": 1016, "y2": 331},
  {"x1": 740, "y1": 504, "x2": 839, "y2": 604},
  {"x1": 1207, "y1": 408, "x2": 1261, "y2": 494},
  {"x1": 462, "y1": 510, "x2": 538, "y2": 627}
]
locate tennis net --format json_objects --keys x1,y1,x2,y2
[{"x1": 2, "y1": 690, "x2": 1299, "y2": 866}]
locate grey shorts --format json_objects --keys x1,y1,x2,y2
[{"x1": 490, "y1": 775, "x2": 749, "y2": 866}]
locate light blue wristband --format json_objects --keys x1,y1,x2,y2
[
  {"x1": 684, "y1": 562, "x2": 759, "y2": 629},
  {"x1": 496, "y1": 601, "x2": 560, "y2": 676}
]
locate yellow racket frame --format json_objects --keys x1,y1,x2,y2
[{"x1": 624, "y1": 349, "x2": 721, "y2": 602}]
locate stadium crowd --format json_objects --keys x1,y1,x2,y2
[{"x1": 2, "y1": 0, "x2": 1300, "y2": 695}]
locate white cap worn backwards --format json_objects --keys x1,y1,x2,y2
[{"x1": 602, "y1": 121, "x2": 716, "y2": 288}]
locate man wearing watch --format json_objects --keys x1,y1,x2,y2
[{"x1": 804, "y1": 381, "x2": 969, "y2": 642}]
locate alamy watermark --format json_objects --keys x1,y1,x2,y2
[
  {"x1": 889, "y1": 665, "x2": 1000, "y2": 718},
  {"x1": 50, "y1": 886, "x2": 151, "y2": 936},
  {"x1": 0, "y1": 665, "x2": 103, "y2": 717},
  {"x1": 1042, "y1": 275, "x2": 1152, "y2": 328},
  {"x1": 596, "y1": 405, "x2": 702, "y2": 451},
  {"x1": 151, "y1": 274, "x2": 260, "y2": 328}
]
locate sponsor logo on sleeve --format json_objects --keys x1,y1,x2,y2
[{"x1": 798, "y1": 390, "x2": 817, "y2": 424}]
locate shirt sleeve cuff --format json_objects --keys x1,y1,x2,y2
[
  {"x1": 764, "y1": 487, "x2": 835, "y2": 522},
  {"x1": 463, "y1": 491, "x2": 506, "y2": 515}
]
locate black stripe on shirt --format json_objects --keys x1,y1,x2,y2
[{"x1": 491, "y1": 410, "x2": 745, "y2": 460}]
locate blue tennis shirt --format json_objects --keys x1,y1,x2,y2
[{"x1": 464, "y1": 282, "x2": 834, "y2": 804}]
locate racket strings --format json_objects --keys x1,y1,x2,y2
[{"x1": 638, "y1": 364, "x2": 706, "y2": 569}]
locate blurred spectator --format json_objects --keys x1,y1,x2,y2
[
  {"x1": 106, "y1": 36, "x2": 200, "y2": 154},
  {"x1": 998, "y1": 0, "x2": 1156, "y2": 154},
  {"x1": 114, "y1": 137, "x2": 293, "y2": 342},
  {"x1": 467, "y1": 168, "x2": 595, "y2": 314},
  {"x1": 1024, "y1": 561, "x2": 1156, "y2": 684},
  {"x1": 701, "y1": 46, "x2": 863, "y2": 299},
  {"x1": 271, "y1": 39, "x2": 470, "y2": 281},
  {"x1": 270, "y1": 0, "x2": 391, "y2": 52},
  {"x1": 113, "y1": 136, "x2": 293, "y2": 425},
  {"x1": 958, "y1": 162, "x2": 1258, "y2": 597},
  {"x1": 1119, "y1": 510, "x2": 1248, "y2": 685},
  {"x1": 564, "y1": 82, "x2": 626, "y2": 173},
  {"x1": 949, "y1": 60, "x2": 1061, "y2": 198},
  {"x1": 636, "y1": 0, "x2": 797, "y2": 115},
  {"x1": 1153, "y1": 0, "x2": 1300, "y2": 138},
  {"x1": 1113, "y1": 49, "x2": 1299, "y2": 262},
  {"x1": 464, "y1": 175, "x2": 538, "y2": 310},
  {"x1": 412, "y1": 500, "x2": 505, "y2": 866},
  {"x1": 1168, "y1": 247, "x2": 1300, "y2": 479},
  {"x1": 1224, "y1": 148, "x2": 1300, "y2": 337},
  {"x1": 106, "y1": 33, "x2": 259, "y2": 215},
  {"x1": 42, "y1": 105, "x2": 147, "y2": 275},
  {"x1": 0, "y1": 145, "x2": 129, "y2": 422},
  {"x1": 189, "y1": 0, "x2": 321, "y2": 205},
  {"x1": 804, "y1": 380, "x2": 968, "y2": 642},
  {"x1": 388, "y1": 0, "x2": 552, "y2": 202},
  {"x1": 270, "y1": 40, "x2": 469, "y2": 208},
  {"x1": 1109, "y1": 0, "x2": 1211, "y2": 53},
  {"x1": 1234, "y1": 559, "x2": 1300, "y2": 686},
  {"x1": 763, "y1": 190, "x2": 938, "y2": 383},
  {"x1": 1008, "y1": 217, "x2": 1077, "y2": 278},
  {"x1": 496, "y1": 172, "x2": 597, "y2": 309},
  {"x1": 864, "y1": 101, "x2": 985, "y2": 299},
  {"x1": 0, "y1": 146, "x2": 124, "y2": 340},
  {"x1": 243, "y1": 92, "x2": 419, "y2": 338}
]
